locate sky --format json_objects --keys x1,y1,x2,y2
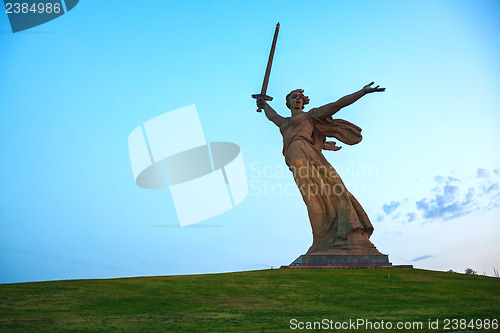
[{"x1": 1, "y1": 0, "x2": 499, "y2": 283}]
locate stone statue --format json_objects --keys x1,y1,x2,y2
[{"x1": 256, "y1": 83, "x2": 385, "y2": 255}]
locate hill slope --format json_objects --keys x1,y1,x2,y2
[{"x1": 0, "y1": 269, "x2": 499, "y2": 332}]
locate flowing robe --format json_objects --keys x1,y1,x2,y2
[{"x1": 279, "y1": 108, "x2": 374, "y2": 253}]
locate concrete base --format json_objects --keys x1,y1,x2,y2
[{"x1": 286, "y1": 254, "x2": 397, "y2": 268}]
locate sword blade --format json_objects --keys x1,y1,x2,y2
[
  {"x1": 260, "y1": 22, "x2": 280, "y2": 96},
  {"x1": 252, "y1": 23, "x2": 280, "y2": 112}
]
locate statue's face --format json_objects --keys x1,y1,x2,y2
[{"x1": 287, "y1": 92, "x2": 304, "y2": 110}]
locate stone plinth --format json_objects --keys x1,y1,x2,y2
[{"x1": 289, "y1": 254, "x2": 392, "y2": 267}]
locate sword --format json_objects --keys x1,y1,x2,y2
[{"x1": 252, "y1": 22, "x2": 280, "y2": 112}]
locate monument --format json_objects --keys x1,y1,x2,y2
[{"x1": 253, "y1": 24, "x2": 403, "y2": 268}]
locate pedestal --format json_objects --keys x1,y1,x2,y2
[
  {"x1": 290, "y1": 253, "x2": 392, "y2": 267},
  {"x1": 281, "y1": 253, "x2": 413, "y2": 269}
]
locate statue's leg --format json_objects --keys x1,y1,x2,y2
[
  {"x1": 305, "y1": 199, "x2": 331, "y2": 253},
  {"x1": 291, "y1": 159, "x2": 332, "y2": 253},
  {"x1": 349, "y1": 192, "x2": 374, "y2": 234}
]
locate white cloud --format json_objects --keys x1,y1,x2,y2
[{"x1": 377, "y1": 168, "x2": 500, "y2": 224}]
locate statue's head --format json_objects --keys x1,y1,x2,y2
[{"x1": 286, "y1": 89, "x2": 309, "y2": 111}]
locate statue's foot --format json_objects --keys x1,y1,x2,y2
[
  {"x1": 339, "y1": 230, "x2": 381, "y2": 254},
  {"x1": 346, "y1": 229, "x2": 369, "y2": 243},
  {"x1": 308, "y1": 230, "x2": 382, "y2": 255},
  {"x1": 306, "y1": 241, "x2": 331, "y2": 254},
  {"x1": 306, "y1": 244, "x2": 319, "y2": 254}
]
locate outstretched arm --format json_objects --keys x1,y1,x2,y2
[
  {"x1": 257, "y1": 99, "x2": 286, "y2": 127},
  {"x1": 315, "y1": 82, "x2": 385, "y2": 118}
]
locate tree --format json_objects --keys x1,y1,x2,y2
[{"x1": 464, "y1": 268, "x2": 478, "y2": 275}]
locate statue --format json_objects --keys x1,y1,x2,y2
[
  {"x1": 252, "y1": 24, "x2": 397, "y2": 267},
  {"x1": 256, "y1": 83, "x2": 385, "y2": 255}
]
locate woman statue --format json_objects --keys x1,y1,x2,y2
[{"x1": 257, "y1": 82, "x2": 385, "y2": 255}]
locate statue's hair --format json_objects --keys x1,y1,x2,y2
[{"x1": 286, "y1": 89, "x2": 310, "y2": 110}]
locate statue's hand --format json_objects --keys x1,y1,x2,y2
[
  {"x1": 256, "y1": 99, "x2": 267, "y2": 109},
  {"x1": 363, "y1": 82, "x2": 386, "y2": 94}
]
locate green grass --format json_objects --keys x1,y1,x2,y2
[{"x1": 0, "y1": 269, "x2": 499, "y2": 332}]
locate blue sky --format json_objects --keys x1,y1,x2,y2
[{"x1": 1, "y1": 0, "x2": 499, "y2": 283}]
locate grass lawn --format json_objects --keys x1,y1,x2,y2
[{"x1": 0, "y1": 268, "x2": 499, "y2": 332}]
